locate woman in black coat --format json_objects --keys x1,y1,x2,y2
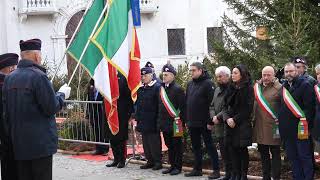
[{"x1": 223, "y1": 64, "x2": 254, "y2": 180}]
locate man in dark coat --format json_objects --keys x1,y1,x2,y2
[
  {"x1": 278, "y1": 62, "x2": 315, "y2": 180},
  {"x1": 145, "y1": 61, "x2": 161, "y2": 83},
  {"x1": 210, "y1": 66, "x2": 232, "y2": 180},
  {"x1": 158, "y1": 64, "x2": 185, "y2": 175},
  {"x1": 2, "y1": 39, "x2": 71, "y2": 180},
  {"x1": 292, "y1": 56, "x2": 317, "y2": 86},
  {"x1": 135, "y1": 67, "x2": 162, "y2": 170},
  {"x1": 0, "y1": 53, "x2": 19, "y2": 180},
  {"x1": 87, "y1": 79, "x2": 109, "y2": 155},
  {"x1": 106, "y1": 72, "x2": 133, "y2": 168},
  {"x1": 184, "y1": 62, "x2": 220, "y2": 179}
]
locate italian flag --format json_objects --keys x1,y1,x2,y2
[
  {"x1": 67, "y1": 0, "x2": 141, "y2": 135},
  {"x1": 91, "y1": 0, "x2": 141, "y2": 102}
]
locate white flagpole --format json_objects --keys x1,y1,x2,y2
[
  {"x1": 67, "y1": 2, "x2": 108, "y2": 86},
  {"x1": 50, "y1": 0, "x2": 94, "y2": 82}
]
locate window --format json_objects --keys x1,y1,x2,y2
[
  {"x1": 167, "y1": 29, "x2": 185, "y2": 55},
  {"x1": 207, "y1": 27, "x2": 223, "y2": 53}
]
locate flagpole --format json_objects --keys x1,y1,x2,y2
[
  {"x1": 50, "y1": 0, "x2": 94, "y2": 83},
  {"x1": 67, "y1": 2, "x2": 108, "y2": 86}
]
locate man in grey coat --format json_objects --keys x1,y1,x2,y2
[{"x1": 210, "y1": 66, "x2": 232, "y2": 180}]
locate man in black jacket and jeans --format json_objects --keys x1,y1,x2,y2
[
  {"x1": 184, "y1": 62, "x2": 220, "y2": 179},
  {"x1": 158, "y1": 64, "x2": 185, "y2": 175}
]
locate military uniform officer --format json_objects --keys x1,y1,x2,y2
[
  {"x1": 158, "y1": 64, "x2": 185, "y2": 175},
  {"x1": 135, "y1": 67, "x2": 162, "y2": 170},
  {"x1": 2, "y1": 39, "x2": 71, "y2": 180},
  {"x1": 0, "y1": 53, "x2": 19, "y2": 180}
]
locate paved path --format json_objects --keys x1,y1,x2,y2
[{"x1": 53, "y1": 153, "x2": 209, "y2": 180}]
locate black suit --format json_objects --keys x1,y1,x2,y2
[
  {"x1": 158, "y1": 82, "x2": 185, "y2": 170},
  {"x1": 0, "y1": 73, "x2": 18, "y2": 180}
]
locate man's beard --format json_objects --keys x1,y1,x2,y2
[{"x1": 286, "y1": 75, "x2": 294, "y2": 82}]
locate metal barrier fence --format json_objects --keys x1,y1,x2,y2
[{"x1": 56, "y1": 100, "x2": 143, "y2": 163}]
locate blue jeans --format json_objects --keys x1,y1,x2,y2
[
  {"x1": 189, "y1": 127, "x2": 220, "y2": 171},
  {"x1": 284, "y1": 138, "x2": 314, "y2": 180}
]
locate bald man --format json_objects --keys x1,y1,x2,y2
[{"x1": 253, "y1": 66, "x2": 282, "y2": 180}]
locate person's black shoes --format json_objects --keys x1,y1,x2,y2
[
  {"x1": 152, "y1": 163, "x2": 163, "y2": 170},
  {"x1": 106, "y1": 161, "x2": 119, "y2": 167},
  {"x1": 169, "y1": 168, "x2": 181, "y2": 175},
  {"x1": 208, "y1": 170, "x2": 221, "y2": 179},
  {"x1": 185, "y1": 169, "x2": 203, "y2": 177},
  {"x1": 222, "y1": 172, "x2": 232, "y2": 180},
  {"x1": 229, "y1": 173, "x2": 241, "y2": 180},
  {"x1": 117, "y1": 161, "x2": 125, "y2": 168},
  {"x1": 162, "y1": 167, "x2": 174, "y2": 174},
  {"x1": 92, "y1": 150, "x2": 106, "y2": 155},
  {"x1": 140, "y1": 163, "x2": 154, "y2": 169}
]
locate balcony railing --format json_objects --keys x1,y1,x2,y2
[
  {"x1": 140, "y1": 0, "x2": 159, "y2": 14},
  {"x1": 19, "y1": 0, "x2": 58, "y2": 16}
]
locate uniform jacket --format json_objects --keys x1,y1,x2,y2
[
  {"x1": 2, "y1": 59, "x2": 64, "y2": 160},
  {"x1": 135, "y1": 80, "x2": 161, "y2": 133},
  {"x1": 0, "y1": 73, "x2": 9, "y2": 158},
  {"x1": 158, "y1": 81, "x2": 186, "y2": 133}
]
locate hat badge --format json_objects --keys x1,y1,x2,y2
[
  {"x1": 165, "y1": 67, "x2": 169, "y2": 71},
  {"x1": 142, "y1": 70, "x2": 146, "y2": 74}
]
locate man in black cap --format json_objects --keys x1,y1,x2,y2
[
  {"x1": 158, "y1": 63, "x2": 185, "y2": 175},
  {"x1": 135, "y1": 66, "x2": 162, "y2": 170},
  {"x1": 145, "y1": 61, "x2": 162, "y2": 83},
  {"x1": 2, "y1": 38, "x2": 71, "y2": 180},
  {"x1": 0, "y1": 53, "x2": 19, "y2": 180},
  {"x1": 292, "y1": 56, "x2": 317, "y2": 86}
]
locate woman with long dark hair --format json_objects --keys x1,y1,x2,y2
[{"x1": 223, "y1": 64, "x2": 254, "y2": 180}]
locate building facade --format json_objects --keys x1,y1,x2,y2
[{"x1": 0, "y1": 0, "x2": 229, "y2": 75}]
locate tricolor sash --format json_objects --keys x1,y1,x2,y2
[
  {"x1": 160, "y1": 86, "x2": 183, "y2": 137},
  {"x1": 254, "y1": 83, "x2": 279, "y2": 138},
  {"x1": 314, "y1": 84, "x2": 320, "y2": 103},
  {"x1": 282, "y1": 87, "x2": 309, "y2": 140}
]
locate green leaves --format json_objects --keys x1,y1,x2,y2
[{"x1": 208, "y1": 0, "x2": 320, "y2": 79}]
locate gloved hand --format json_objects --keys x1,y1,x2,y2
[{"x1": 58, "y1": 84, "x2": 71, "y2": 99}]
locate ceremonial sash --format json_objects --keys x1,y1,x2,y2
[
  {"x1": 282, "y1": 87, "x2": 309, "y2": 140},
  {"x1": 160, "y1": 86, "x2": 183, "y2": 137},
  {"x1": 254, "y1": 83, "x2": 279, "y2": 138},
  {"x1": 314, "y1": 84, "x2": 320, "y2": 103}
]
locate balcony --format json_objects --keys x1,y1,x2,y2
[
  {"x1": 140, "y1": 0, "x2": 159, "y2": 14},
  {"x1": 19, "y1": 0, "x2": 58, "y2": 21}
]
